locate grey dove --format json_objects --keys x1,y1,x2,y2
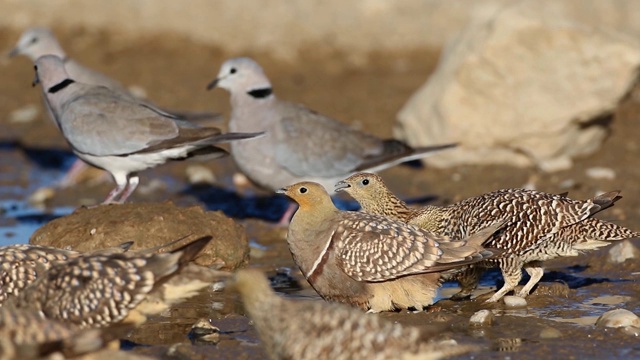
[
  {"x1": 277, "y1": 181, "x2": 504, "y2": 313},
  {"x1": 10, "y1": 27, "x2": 220, "y2": 188},
  {"x1": 33, "y1": 55, "x2": 262, "y2": 203},
  {"x1": 335, "y1": 173, "x2": 640, "y2": 303},
  {"x1": 207, "y1": 57, "x2": 456, "y2": 192}
]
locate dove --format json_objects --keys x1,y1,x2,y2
[
  {"x1": 10, "y1": 27, "x2": 221, "y2": 188},
  {"x1": 33, "y1": 55, "x2": 262, "y2": 203},
  {"x1": 335, "y1": 173, "x2": 640, "y2": 302},
  {"x1": 207, "y1": 57, "x2": 456, "y2": 193}
]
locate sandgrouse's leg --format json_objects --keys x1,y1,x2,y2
[
  {"x1": 450, "y1": 266, "x2": 483, "y2": 301},
  {"x1": 486, "y1": 257, "x2": 523, "y2": 303},
  {"x1": 517, "y1": 261, "x2": 544, "y2": 298}
]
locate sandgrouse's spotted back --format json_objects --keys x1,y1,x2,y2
[
  {"x1": 232, "y1": 269, "x2": 478, "y2": 360},
  {"x1": 7, "y1": 237, "x2": 226, "y2": 328},
  {"x1": 0, "y1": 242, "x2": 136, "y2": 306},
  {"x1": 336, "y1": 173, "x2": 640, "y2": 302},
  {"x1": 278, "y1": 181, "x2": 504, "y2": 312}
]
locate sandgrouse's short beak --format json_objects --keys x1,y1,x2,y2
[
  {"x1": 334, "y1": 181, "x2": 351, "y2": 192},
  {"x1": 275, "y1": 187, "x2": 287, "y2": 195},
  {"x1": 206, "y1": 78, "x2": 219, "y2": 91},
  {"x1": 7, "y1": 47, "x2": 19, "y2": 58}
]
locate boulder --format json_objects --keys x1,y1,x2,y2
[
  {"x1": 30, "y1": 202, "x2": 249, "y2": 270},
  {"x1": 395, "y1": 0, "x2": 640, "y2": 172}
]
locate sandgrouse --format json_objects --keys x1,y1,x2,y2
[
  {"x1": 207, "y1": 57, "x2": 456, "y2": 192},
  {"x1": 0, "y1": 306, "x2": 124, "y2": 360},
  {"x1": 0, "y1": 242, "x2": 138, "y2": 306},
  {"x1": 232, "y1": 268, "x2": 479, "y2": 360},
  {"x1": 277, "y1": 182, "x2": 504, "y2": 312},
  {"x1": 335, "y1": 173, "x2": 640, "y2": 302},
  {"x1": 7, "y1": 236, "x2": 228, "y2": 328}
]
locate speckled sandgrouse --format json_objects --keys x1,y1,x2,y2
[
  {"x1": 336, "y1": 173, "x2": 640, "y2": 302},
  {"x1": 0, "y1": 242, "x2": 136, "y2": 306},
  {"x1": 232, "y1": 268, "x2": 478, "y2": 360},
  {"x1": 0, "y1": 306, "x2": 119, "y2": 359},
  {"x1": 6, "y1": 236, "x2": 227, "y2": 328},
  {"x1": 277, "y1": 181, "x2": 504, "y2": 312}
]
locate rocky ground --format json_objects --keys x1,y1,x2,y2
[{"x1": 0, "y1": 27, "x2": 639, "y2": 359}]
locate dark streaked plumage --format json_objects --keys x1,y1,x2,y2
[
  {"x1": 336, "y1": 173, "x2": 640, "y2": 302},
  {"x1": 278, "y1": 182, "x2": 502, "y2": 312},
  {"x1": 232, "y1": 269, "x2": 478, "y2": 360}
]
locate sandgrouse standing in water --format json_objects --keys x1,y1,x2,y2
[
  {"x1": 335, "y1": 173, "x2": 640, "y2": 302},
  {"x1": 232, "y1": 268, "x2": 479, "y2": 360},
  {"x1": 277, "y1": 181, "x2": 504, "y2": 312}
]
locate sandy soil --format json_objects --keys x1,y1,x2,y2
[{"x1": 0, "y1": 26, "x2": 639, "y2": 359}]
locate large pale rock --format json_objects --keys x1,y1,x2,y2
[
  {"x1": 30, "y1": 202, "x2": 249, "y2": 270},
  {"x1": 395, "y1": 0, "x2": 640, "y2": 172}
]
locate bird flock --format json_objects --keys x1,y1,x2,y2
[{"x1": 2, "y1": 27, "x2": 639, "y2": 360}]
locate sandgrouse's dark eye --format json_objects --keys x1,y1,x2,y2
[
  {"x1": 362, "y1": 179, "x2": 369, "y2": 185},
  {"x1": 230, "y1": 67, "x2": 237, "y2": 74},
  {"x1": 299, "y1": 187, "x2": 307, "y2": 194}
]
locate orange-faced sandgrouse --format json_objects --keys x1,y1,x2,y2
[
  {"x1": 207, "y1": 57, "x2": 456, "y2": 192},
  {"x1": 277, "y1": 182, "x2": 504, "y2": 312},
  {"x1": 335, "y1": 173, "x2": 640, "y2": 302},
  {"x1": 7, "y1": 236, "x2": 228, "y2": 328},
  {"x1": 232, "y1": 268, "x2": 479, "y2": 360}
]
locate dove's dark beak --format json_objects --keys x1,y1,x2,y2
[
  {"x1": 206, "y1": 78, "x2": 219, "y2": 91},
  {"x1": 8, "y1": 47, "x2": 19, "y2": 58},
  {"x1": 32, "y1": 67, "x2": 40, "y2": 87}
]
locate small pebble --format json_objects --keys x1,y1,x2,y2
[
  {"x1": 127, "y1": 84, "x2": 148, "y2": 99},
  {"x1": 595, "y1": 309, "x2": 640, "y2": 329},
  {"x1": 558, "y1": 179, "x2": 577, "y2": 190},
  {"x1": 607, "y1": 241, "x2": 638, "y2": 264},
  {"x1": 585, "y1": 167, "x2": 616, "y2": 180},
  {"x1": 532, "y1": 282, "x2": 570, "y2": 298},
  {"x1": 186, "y1": 164, "x2": 217, "y2": 185},
  {"x1": 469, "y1": 309, "x2": 494, "y2": 326},
  {"x1": 539, "y1": 327, "x2": 562, "y2": 339},
  {"x1": 9, "y1": 104, "x2": 39, "y2": 123},
  {"x1": 503, "y1": 295, "x2": 527, "y2": 308},
  {"x1": 189, "y1": 318, "x2": 220, "y2": 343},
  {"x1": 28, "y1": 187, "x2": 55, "y2": 206}
]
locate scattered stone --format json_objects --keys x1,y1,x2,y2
[
  {"x1": 503, "y1": 296, "x2": 527, "y2": 308},
  {"x1": 469, "y1": 309, "x2": 494, "y2": 326},
  {"x1": 539, "y1": 327, "x2": 562, "y2": 339},
  {"x1": 127, "y1": 84, "x2": 148, "y2": 99},
  {"x1": 607, "y1": 240, "x2": 638, "y2": 264},
  {"x1": 394, "y1": 0, "x2": 640, "y2": 172},
  {"x1": 186, "y1": 164, "x2": 217, "y2": 185},
  {"x1": 532, "y1": 282, "x2": 570, "y2": 298},
  {"x1": 27, "y1": 187, "x2": 55, "y2": 207},
  {"x1": 30, "y1": 202, "x2": 249, "y2": 270},
  {"x1": 595, "y1": 309, "x2": 640, "y2": 331},
  {"x1": 586, "y1": 167, "x2": 616, "y2": 180},
  {"x1": 189, "y1": 318, "x2": 221, "y2": 344},
  {"x1": 9, "y1": 104, "x2": 39, "y2": 123}
]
